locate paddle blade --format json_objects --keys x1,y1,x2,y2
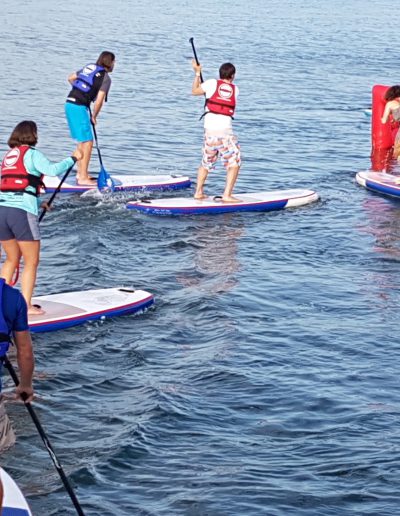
[{"x1": 97, "y1": 166, "x2": 116, "y2": 192}]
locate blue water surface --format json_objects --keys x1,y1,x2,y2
[{"x1": 1, "y1": 0, "x2": 400, "y2": 514}]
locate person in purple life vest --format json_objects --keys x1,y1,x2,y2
[
  {"x1": 65, "y1": 51, "x2": 115, "y2": 186},
  {"x1": 0, "y1": 121, "x2": 82, "y2": 315},
  {"x1": 0, "y1": 279, "x2": 34, "y2": 451},
  {"x1": 191, "y1": 60, "x2": 241, "y2": 202}
]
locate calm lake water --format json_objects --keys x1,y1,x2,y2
[{"x1": 1, "y1": 0, "x2": 400, "y2": 514}]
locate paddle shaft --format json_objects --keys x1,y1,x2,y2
[
  {"x1": 189, "y1": 38, "x2": 204, "y2": 83},
  {"x1": 38, "y1": 163, "x2": 75, "y2": 223},
  {"x1": 88, "y1": 107, "x2": 104, "y2": 169},
  {"x1": 3, "y1": 356, "x2": 86, "y2": 516}
]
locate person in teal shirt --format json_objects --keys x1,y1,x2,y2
[{"x1": 0, "y1": 121, "x2": 82, "y2": 315}]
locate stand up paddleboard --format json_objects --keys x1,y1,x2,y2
[
  {"x1": 356, "y1": 170, "x2": 400, "y2": 199},
  {"x1": 43, "y1": 174, "x2": 191, "y2": 194},
  {"x1": 0, "y1": 468, "x2": 32, "y2": 515},
  {"x1": 29, "y1": 287, "x2": 154, "y2": 333},
  {"x1": 126, "y1": 189, "x2": 319, "y2": 216}
]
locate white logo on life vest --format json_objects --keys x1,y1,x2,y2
[
  {"x1": 82, "y1": 64, "x2": 97, "y2": 76},
  {"x1": 4, "y1": 148, "x2": 20, "y2": 168},
  {"x1": 218, "y1": 83, "x2": 233, "y2": 99}
]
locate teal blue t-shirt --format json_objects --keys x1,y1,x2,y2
[{"x1": 0, "y1": 147, "x2": 74, "y2": 216}]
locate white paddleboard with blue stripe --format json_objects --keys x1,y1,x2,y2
[
  {"x1": 0, "y1": 468, "x2": 32, "y2": 515},
  {"x1": 29, "y1": 287, "x2": 154, "y2": 333},
  {"x1": 43, "y1": 174, "x2": 191, "y2": 193},
  {"x1": 356, "y1": 170, "x2": 400, "y2": 198},
  {"x1": 126, "y1": 189, "x2": 319, "y2": 216}
]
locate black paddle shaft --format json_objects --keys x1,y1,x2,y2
[
  {"x1": 88, "y1": 106, "x2": 104, "y2": 169},
  {"x1": 189, "y1": 37, "x2": 204, "y2": 83},
  {"x1": 38, "y1": 163, "x2": 75, "y2": 223},
  {"x1": 3, "y1": 356, "x2": 86, "y2": 516}
]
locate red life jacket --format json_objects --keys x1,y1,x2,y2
[
  {"x1": 0, "y1": 146, "x2": 44, "y2": 196},
  {"x1": 205, "y1": 80, "x2": 236, "y2": 117}
]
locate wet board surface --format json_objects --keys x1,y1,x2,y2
[
  {"x1": 43, "y1": 174, "x2": 191, "y2": 193},
  {"x1": 0, "y1": 468, "x2": 32, "y2": 515},
  {"x1": 356, "y1": 170, "x2": 400, "y2": 198},
  {"x1": 126, "y1": 189, "x2": 319, "y2": 216},
  {"x1": 29, "y1": 287, "x2": 154, "y2": 333}
]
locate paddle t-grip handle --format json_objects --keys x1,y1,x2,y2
[{"x1": 189, "y1": 37, "x2": 204, "y2": 83}]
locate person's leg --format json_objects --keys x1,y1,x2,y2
[
  {"x1": 65, "y1": 103, "x2": 95, "y2": 184},
  {"x1": 221, "y1": 133, "x2": 241, "y2": 202},
  {"x1": 195, "y1": 133, "x2": 218, "y2": 199},
  {"x1": 18, "y1": 241, "x2": 42, "y2": 315},
  {"x1": 77, "y1": 140, "x2": 95, "y2": 184},
  {"x1": 0, "y1": 240, "x2": 21, "y2": 284},
  {"x1": 222, "y1": 165, "x2": 240, "y2": 202}
]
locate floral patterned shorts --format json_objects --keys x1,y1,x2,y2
[{"x1": 201, "y1": 132, "x2": 241, "y2": 171}]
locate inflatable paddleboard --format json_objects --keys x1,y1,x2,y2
[
  {"x1": 356, "y1": 170, "x2": 400, "y2": 198},
  {"x1": 43, "y1": 174, "x2": 191, "y2": 193},
  {"x1": 126, "y1": 189, "x2": 319, "y2": 216},
  {"x1": 0, "y1": 468, "x2": 32, "y2": 515},
  {"x1": 29, "y1": 287, "x2": 154, "y2": 333}
]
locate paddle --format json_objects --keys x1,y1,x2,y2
[
  {"x1": 3, "y1": 355, "x2": 85, "y2": 516},
  {"x1": 88, "y1": 107, "x2": 115, "y2": 192},
  {"x1": 9, "y1": 163, "x2": 75, "y2": 286},
  {"x1": 39, "y1": 162, "x2": 75, "y2": 223},
  {"x1": 189, "y1": 38, "x2": 204, "y2": 83}
]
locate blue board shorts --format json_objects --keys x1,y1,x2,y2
[
  {"x1": 0, "y1": 206, "x2": 40, "y2": 241},
  {"x1": 65, "y1": 102, "x2": 93, "y2": 142}
]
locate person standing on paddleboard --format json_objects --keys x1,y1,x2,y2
[
  {"x1": 65, "y1": 51, "x2": 115, "y2": 186},
  {"x1": 381, "y1": 85, "x2": 400, "y2": 160},
  {"x1": 0, "y1": 121, "x2": 82, "y2": 316},
  {"x1": 191, "y1": 60, "x2": 241, "y2": 202},
  {"x1": 0, "y1": 279, "x2": 34, "y2": 451}
]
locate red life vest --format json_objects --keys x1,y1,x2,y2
[
  {"x1": 205, "y1": 80, "x2": 236, "y2": 117},
  {"x1": 0, "y1": 146, "x2": 43, "y2": 196}
]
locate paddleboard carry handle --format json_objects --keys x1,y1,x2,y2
[{"x1": 118, "y1": 288, "x2": 136, "y2": 293}]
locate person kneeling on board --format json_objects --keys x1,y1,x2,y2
[
  {"x1": 191, "y1": 60, "x2": 241, "y2": 202},
  {"x1": 0, "y1": 279, "x2": 34, "y2": 451},
  {"x1": 381, "y1": 85, "x2": 400, "y2": 160},
  {"x1": 65, "y1": 51, "x2": 115, "y2": 186},
  {"x1": 0, "y1": 120, "x2": 82, "y2": 316}
]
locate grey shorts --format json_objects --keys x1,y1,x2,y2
[{"x1": 0, "y1": 206, "x2": 40, "y2": 241}]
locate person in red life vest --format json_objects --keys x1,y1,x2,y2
[
  {"x1": 0, "y1": 121, "x2": 82, "y2": 315},
  {"x1": 65, "y1": 51, "x2": 115, "y2": 185},
  {"x1": 381, "y1": 85, "x2": 400, "y2": 160},
  {"x1": 191, "y1": 60, "x2": 241, "y2": 202}
]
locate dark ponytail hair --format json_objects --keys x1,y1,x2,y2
[
  {"x1": 96, "y1": 51, "x2": 115, "y2": 72},
  {"x1": 7, "y1": 121, "x2": 38, "y2": 148}
]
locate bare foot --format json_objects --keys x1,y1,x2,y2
[
  {"x1": 77, "y1": 177, "x2": 97, "y2": 186},
  {"x1": 222, "y1": 196, "x2": 241, "y2": 203},
  {"x1": 28, "y1": 304, "x2": 45, "y2": 316},
  {"x1": 194, "y1": 193, "x2": 208, "y2": 200}
]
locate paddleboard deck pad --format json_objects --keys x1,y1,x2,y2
[
  {"x1": 43, "y1": 174, "x2": 191, "y2": 193},
  {"x1": 29, "y1": 287, "x2": 154, "y2": 333},
  {"x1": 356, "y1": 170, "x2": 400, "y2": 198},
  {"x1": 126, "y1": 189, "x2": 319, "y2": 215},
  {"x1": 0, "y1": 468, "x2": 32, "y2": 515}
]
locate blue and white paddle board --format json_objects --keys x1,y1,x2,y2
[
  {"x1": 29, "y1": 287, "x2": 154, "y2": 333},
  {"x1": 0, "y1": 468, "x2": 32, "y2": 515},
  {"x1": 356, "y1": 170, "x2": 400, "y2": 198},
  {"x1": 43, "y1": 174, "x2": 191, "y2": 194},
  {"x1": 126, "y1": 189, "x2": 319, "y2": 216}
]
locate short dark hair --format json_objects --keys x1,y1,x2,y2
[
  {"x1": 96, "y1": 51, "x2": 115, "y2": 72},
  {"x1": 8, "y1": 121, "x2": 38, "y2": 148},
  {"x1": 219, "y1": 63, "x2": 236, "y2": 80},
  {"x1": 384, "y1": 85, "x2": 400, "y2": 101}
]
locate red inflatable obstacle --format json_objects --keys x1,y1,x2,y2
[{"x1": 371, "y1": 84, "x2": 399, "y2": 152}]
